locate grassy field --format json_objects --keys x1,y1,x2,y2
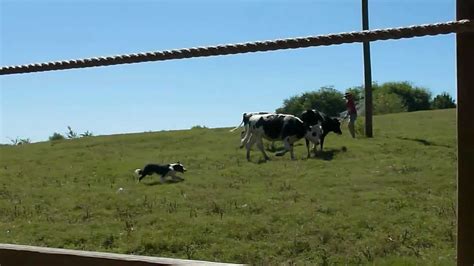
[{"x1": 0, "y1": 109, "x2": 457, "y2": 265}]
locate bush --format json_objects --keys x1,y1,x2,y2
[
  {"x1": 353, "y1": 82, "x2": 431, "y2": 114},
  {"x1": 276, "y1": 81, "x2": 437, "y2": 118},
  {"x1": 354, "y1": 117, "x2": 366, "y2": 137},
  {"x1": 379, "y1": 82, "x2": 431, "y2": 112},
  {"x1": 191, "y1": 125, "x2": 208, "y2": 130},
  {"x1": 373, "y1": 91, "x2": 406, "y2": 115},
  {"x1": 276, "y1": 86, "x2": 345, "y2": 116},
  {"x1": 49, "y1": 132, "x2": 65, "y2": 141},
  {"x1": 80, "y1": 131, "x2": 94, "y2": 137},
  {"x1": 431, "y1": 92, "x2": 456, "y2": 109}
]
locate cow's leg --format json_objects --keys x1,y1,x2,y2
[
  {"x1": 288, "y1": 142, "x2": 296, "y2": 160},
  {"x1": 281, "y1": 139, "x2": 296, "y2": 160},
  {"x1": 305, "y1": 139, "x2": 311, "y2": 158},
  {"x1": 245, "y1": 135, "x2": 257, "y2": 161},
  {"x1": 320, "y1": 135, "x2": 326, "y2": 151},
  {"x1": 256, "y1": 138, "x2": 270, "y2": 161},
  {"x1": 276, "y1": 138, "x2": 291, "y2": 157}
]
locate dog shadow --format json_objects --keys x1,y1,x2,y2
[
  {"x1": 310, "y1": 146, "x2": 348, "y2": 161},
  {"x1": 141, "y1": 179, "x2": 184, "y2": 186}
]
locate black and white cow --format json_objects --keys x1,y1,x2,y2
[
  {"x1": 300, "y1": 109, "x2": 342, "y2": 155},
  {"x1": 242, "y1": 114, "x2": 322, "y2": 161},
  {"x1": 230, "y1": 112, "x2": 273, "y2": 148}
]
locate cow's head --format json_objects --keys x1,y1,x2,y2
[
  {"x1": 329, "y1": 118, "x2": 343, "y2": 135},
  {"x1": 305, "y1": 122, "x2": 323, "y2": 144}
]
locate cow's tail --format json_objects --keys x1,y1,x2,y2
[{"x1": 229, "y1": 120, "x2": 244, "y2": 132}]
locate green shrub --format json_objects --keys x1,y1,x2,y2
[
  {"x1": 277, "y1": 86, "x2": 345, "y2": 116},
  {"x1": 354, "y1": 116, "x2": 366, "y2": 136},
  {"x1": 378, "y1": 82, "x2": 431, "y2": 112},
  {"x1": 431, "y1": 92, "x2": 456, "y2": 109},
  {"x1": 80, "y1": 131, "x2": 94, "y2": 137},
  {"x1": 373, "y1": 91, "x2": 406, "y2": 115},
  {"x1": 49, "y1": 132, "x2": 65, "y2": 141},
  {"x1": 191, "y1": 125, "x2": 208, "y2": 130}
]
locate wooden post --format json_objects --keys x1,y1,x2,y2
[
  {"x1": 362, "y1": 0, "x2": 373, "y2": 137},
  {"x1": 456, "y1": 1, "x2": 474, "y2": 265}
]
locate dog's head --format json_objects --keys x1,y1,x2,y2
[
  {"x1": 170, "y1": 162, "x2": 187, "y2": 173},
  {"x1": 134, "y1": 168, "x2": 142, "y2": 176}
]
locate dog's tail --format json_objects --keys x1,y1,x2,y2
[{"x1": 134, "y1": 168, "x2": 142, "y2": 176}]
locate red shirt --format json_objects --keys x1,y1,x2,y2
[{"x1": 346, "y1": 98, "x2": 357, "y2": 114}]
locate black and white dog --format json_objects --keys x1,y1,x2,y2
[{"x1": 135, "y1": 162, "x2": 187, "y2": 183}]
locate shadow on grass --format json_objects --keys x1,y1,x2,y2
[
  {"x1": 310, "y1": 146, "x2": 348, "y2": 161},
  {"x1": 265, "y1": 143, "x2": 303, "y2": 152},
  {"x1": 397, "y1": 137, "x2": 452, "y2": 148},
  {"x1": 141, "y1": 178, "x2": 184, "y2": 186}
]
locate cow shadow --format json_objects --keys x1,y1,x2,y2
[
  {"x1": 310, "y1": 146, "x2": 348, "y2": 161},
  {"x1": 266, "y1": 143, "x2": 303, "y2": 152}
]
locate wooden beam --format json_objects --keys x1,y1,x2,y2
[
  {"x1": 0, "y1": 244, "x2": 241, "y2": 266},
  {"x1": 456, "y1": 0, "x2": 474, "y2": 265}
]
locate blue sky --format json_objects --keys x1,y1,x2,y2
[{"x1": 1, "y1": 0, "x2": 455, "y2": 143}]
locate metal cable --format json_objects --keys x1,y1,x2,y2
[{"x1": 1, "y1": 19, "x2": 473, "y2": 75}]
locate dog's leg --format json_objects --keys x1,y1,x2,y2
[
  {"x1": 172, "y1": 176, "x2": 184, "y2": 181},
  {"x1": 138, "y1": 174, "x2": 147, "y2": 182},
  {"x1": 160, "y1": 175, "x2": 166, "y2": 183},
  {"x1": 169, "y1": 171, "x2": 184, "y2": 181}
]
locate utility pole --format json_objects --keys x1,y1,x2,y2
[
  {"x1": 362, "y1": 0, "x2": 373, "y2": 137},
  {"x1": 456, "y1": 0, "x2": 474, "y2": 264}
]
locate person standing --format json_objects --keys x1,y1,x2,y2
[{"x1": 344, "y1": 92, "x2": 357, "y2": 138}]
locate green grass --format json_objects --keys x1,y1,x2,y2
[{"x1": 0, "y1": 109, "x2": 457, "y2": 265}]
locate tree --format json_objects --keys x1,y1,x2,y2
[
  {"x1": 380, "y1": 81, "x2": 431, "y2": 112},
  {"x1": 431, "y1": 92, "x2": 456, "y2": 109},
  {"x1": 373, "y1": 90, "x2": 406, "y2": 115},
  {"x1": 49, "y1": 132, "x2": 65, "y2": 141},
  {"x1": 80, "y1": 131, "x2": 94, "y2": 137},
  {"x1": 276, "y1": 86, "x2": 346, "y2": 116},
  {"x1": 276, "y1": 95, "x2": 305, "y2": 115}
]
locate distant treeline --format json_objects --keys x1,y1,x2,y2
[{"x1": 276, "y1": 81, "x2": 456, "y2": 117}]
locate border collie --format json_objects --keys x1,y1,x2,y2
[{"x1": 135, "y1": 162, "x2": 187, "y2": 183}]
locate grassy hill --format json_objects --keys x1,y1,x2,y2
[{"x1": 0, "y1": 109, "x2": 457, "y2": 265}]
